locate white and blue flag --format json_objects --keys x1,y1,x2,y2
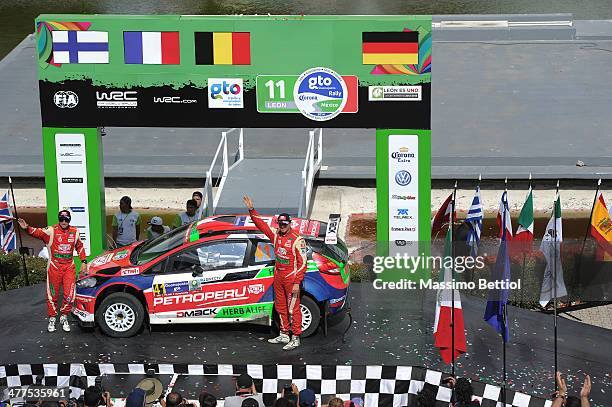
[
  {"x1": 465, "y1": 186, "x2": 483, "y2": 256},
  {"x1": 52, "y1": 31, "x2": 109, "y2": 64}
]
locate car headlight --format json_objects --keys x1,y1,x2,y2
[{"x1": 77, "y1": 277, "x2": 97, "y2": 288}]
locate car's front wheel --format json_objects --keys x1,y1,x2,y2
[{"x1": 96, "y1": 292, "x2": 144, "y2": 338}]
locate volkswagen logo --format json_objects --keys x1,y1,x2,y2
[
  {"x1": 395, "y1": 170, "x2": 412, "y2": 186},
  {"x1": 53, "y1": 91, "x2": 79, "y2": 108}
]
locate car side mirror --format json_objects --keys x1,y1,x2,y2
[{"x1": 192, "y1": 265, "x2": 205, "y2": 277}]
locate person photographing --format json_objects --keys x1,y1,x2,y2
[
  {"x1": 243, "y1": 195, "x2": 307, "y2": 350},
  {"x1": 18, "y1": 209, "x2": 87, "y2": 332}
]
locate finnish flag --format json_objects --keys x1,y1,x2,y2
[{"x1": 52, "y1": 31, "x2": 109, "y2": 64}]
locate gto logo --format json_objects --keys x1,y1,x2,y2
[{"x1": 54, "y1": 91, "x2": 79, "y2": 108}]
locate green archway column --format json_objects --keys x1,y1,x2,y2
[
  {"x1": 42, "y1": 127, "x2": 106, "y2": 260},
  {"x1": 376, "y1": 129, "x2": 431, "y2": 282}
]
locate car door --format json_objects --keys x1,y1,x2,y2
[{"x1": 150, "y1": 239, "x2": 269, "y2": 324}]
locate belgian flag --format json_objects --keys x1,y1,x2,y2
[
  {"x1": 362, "y1": 31, "x2": 418, "y2": 65},
  {"x1": 195, "y1": 32, "x2": 251, "y2": 65}
]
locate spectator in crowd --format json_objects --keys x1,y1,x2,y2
[
  {"x1": 172, "y1": 199, "x2": 199, "y2": 229},
  {"x1": 327, "y1": 398, "x2": 344, "y2": 407},
  {"x1": 343, "y1": 398, "x2": 363, "y2": 407},
  {"x1": 552, "y1": 372, "x2": 591, "y2": 407},
  {"x1": 84, "y1": 386, "x2": 111, "y2": 407},
  {"x1": 164, "y1": 392, "x2": 185, "y2": 407},
  {"x1": 274, "y1": 399, "x2": 292, "y2": 407},
  {"x1": 112, "y1": 196, "x2": 141, "y2": 247},
  {"x1": 146, "y1": 216, "x2": 170, "y2": 239},
  {"x1": 223, "y1": 373, "x2": 264, "y2": 407},
  {"x1": 135, "y1": 377, "x2": 164, "y2": 406},
  {"x1": 299, "y1": 389, "x2": 317, "y2": 407},
  {"x1": 126, "y1": 388, "x2": 147, "y2": 407},
  {"x1": 411, "y1": 383, "x2": 437, "y2": 407},
  {"x1": 199, "y1": 391, "x2": 217, "y2": 407},
  {"x1": 447, "y1": 377, "x2": 479, "y2": 406},
  {"x1": 192, "y1": 191, "x2": 203, "y2": 210}
]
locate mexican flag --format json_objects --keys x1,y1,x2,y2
[
  {"x1": 590, "y1": 192, "x2": 612, "y2": 261},
  {"x1": 514, "y1": 187, "x2": 534, "y2": 253},
  {"x1": 433, "y1": 229, "x2": 466, "y2": 364},
  {"x1": 539, "y1": 193, "x2": 567, "y2": 307}
]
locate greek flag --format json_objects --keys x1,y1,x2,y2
[{"x1": 465, "y1": 186, "x2": 483, "y2": 256}]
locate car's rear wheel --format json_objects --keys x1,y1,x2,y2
[
  {"x1": 96, "y1": 292, "x2": 144, "y2": 338},
  {"x1": 272, "y1": 295, "x2": 321, "y2": 338}
]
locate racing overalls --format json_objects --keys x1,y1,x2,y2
[
  {"x1": 27, "y1": 224, "x2": 86, "y2": 317},
  {"x1": 249, "y1": 209, "x2": 307, "y2": 335}
]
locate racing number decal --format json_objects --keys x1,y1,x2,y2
[{"x1": 153, "y1": 283, "x2": 166, "y2": 296}]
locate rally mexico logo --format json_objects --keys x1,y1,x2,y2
[{"x1": 293, "y1": 67, "x2": 348, "y2": 121}]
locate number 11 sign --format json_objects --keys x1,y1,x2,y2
[{"x1": 256, "y1": 74, "x2": 358, "y2": 114}]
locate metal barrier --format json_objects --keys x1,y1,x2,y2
[
  {"x1": 298, "y1": 128, "x2": 323, "y2": 217},
  {"x1": 199, "y1": 128, "x2": 244, "y2": 217}
]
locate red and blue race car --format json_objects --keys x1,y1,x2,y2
[{"x1": 73, "y1": 214, "x2": 350, "y2": 338}]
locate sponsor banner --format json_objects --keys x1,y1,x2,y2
[
  {"x1": 39, "y1": 80, "x2": 431, "y2": 129},
  {"x1": 256, "y1": 75, "x2": 358, "y2": 114},
  {"x1": 325, "y1": 214, "x2": 341, "y2": 245},
  {"x1": 55, "y1": 133, "x2": 91, "y2": 255},
  {"x1": 293, "y1": 67, "x2": 347, "y2": 121},
  {"x1": 120, "y1": 267, "x2": 140, "y2": 276},
  {"x1": 368, "y1": 85, "x2": 422, "y2": 102},
  {"x1": 207, "y1": 78, "x2": 244, "y2": 108},
  {"x1": 388, "y1": 135, "x2": 419, "y2": 244},
  {"x1": 96, "y1": 90, "x2": 138, "y2": 108},
  {"x1": 215, "y1": 303, "x2": 273, "y2": 319},
  {"x1": 152, "y1": 279, "x2": 271, "y2": 311},
  {"x1": 112, "y1": 249, "x2": 129, "y2": 261},
  {"x1": 54, "y1": 91, "x2": 79, "y2": 108},
  {"x1": 91, "y1": 253, "x2": 113, "y2": 267}
]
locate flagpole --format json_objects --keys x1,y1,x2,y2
[
  {"x1": 553, "y1": 180, "x2": 559, "y2": 389},
  {"x1": 501, "y1": 177, "x2": 508, "y2": 406},
  {"x1": 520, "y1": 173, "x2": 532, "y2": 307},
  {"x1": 575, "y1": 179, "x2": 601, "y2": 292},
  {"x1": 8, "y1": 176, "x2": 30, "y2": 286},
  {"x1": 451, "y1": 180, "x2": 457, "y2": 378}
]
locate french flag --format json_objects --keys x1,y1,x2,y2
[{"x1": 124, "y1": 31, "x2": 180, "y2": 64}]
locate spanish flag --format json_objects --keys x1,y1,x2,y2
[
  {"x1": 591, "y1": 192, "x2": 612, "y2": 261},
  {"x1": 362, "y1": 31, "x2": 418, "y2": 65},
  {"x1": 194, "y1": 32, "x2": 251, "y2": 65}
]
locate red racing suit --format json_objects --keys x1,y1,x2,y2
[
  {"x1": 249, "y1": 209, "x2": 307, "y2": 335},
  {"x1": 27, "y1": 224, "x2": 86, "y2": 317}
]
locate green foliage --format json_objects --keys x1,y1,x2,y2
[{"x1": 0, "y1": 252, "x2": 48, "y2": 290}]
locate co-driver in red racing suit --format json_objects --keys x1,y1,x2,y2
[
  {"x1": 244, "y1": 196, "x2": 306, "y2": 351},
  {"x1": 19, "y1": 210, "x2": 87, "y2": 332}
]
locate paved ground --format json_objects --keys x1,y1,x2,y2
[
  {"x1": 0, "y1": 282, "x2": 610, "y2": 406},
  {"x1": 564, "y1": 304, "x2": 612, "y2": 330}
]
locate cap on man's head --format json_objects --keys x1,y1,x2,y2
[
  {"x1": 120, "y1": 196, "x2": 132, "y2": 209},
  {"x1": 148, "y1": 216, "x2": 163, "y2": 226},
  {"x1": 125, "y1": 388, "x2": 146, "y2": 407},
  {"x1": 58, "y1": 210, "x2": 71, "y2": 221},
  {"x1": 236, "y1": 373, "x2": 254, "y2": 389},
  {"x1": 277, "y1": 213, "x2": 292, "y2": 226},
  {"x1": 298, "y1": 389, "x2": 316, "y2": 407}
]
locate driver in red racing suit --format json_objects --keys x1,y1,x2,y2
[
  {"x1": 18, "y1": 210, "x2": 87, "y2": 333},
  {"x1": 243, "y1": 195, "x2": 307, "y2": 351}
]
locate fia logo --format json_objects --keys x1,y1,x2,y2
[{"x1": 54, "y1": 91, "x2": 79, "y2": 108}]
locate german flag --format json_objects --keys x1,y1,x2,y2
[
  {"x1": 362, "y1": 31, "x2": 418, "y2": 65},
  {"x1": 195, "y1": 32, "x2": 251, "y2": 65}
]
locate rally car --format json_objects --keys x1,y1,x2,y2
[{"x1": 73, "y1": 214, "x2": 350, "y2": 338}]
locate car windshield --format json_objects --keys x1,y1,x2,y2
[{"x1": 134, "y1": 224, "x2": 191, "y2": 265}]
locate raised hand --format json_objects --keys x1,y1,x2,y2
[
  {"x1": 17, "y1": 218, "x2": 28, "y2": 230},
  {"x1": 243, "y1": 195, "x2": 254, "y2": 210}
]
